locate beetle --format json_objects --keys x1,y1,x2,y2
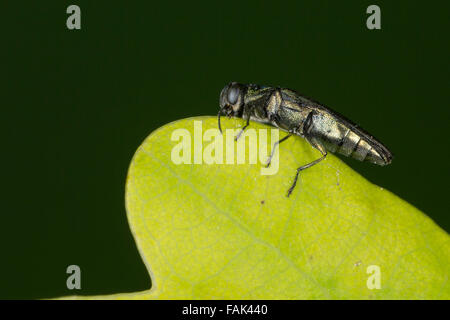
[{"x1": 218, "y1": 82, "x2": 393, "y2": 197}]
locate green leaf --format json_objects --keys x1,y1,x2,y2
[{"x1": 66, "y1": 117, "x2": 450, "y2": 299}]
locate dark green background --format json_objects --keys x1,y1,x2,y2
[{"x1": 2, "y1": 1, "x2": 449, "y2": 299}]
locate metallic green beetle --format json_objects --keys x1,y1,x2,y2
[{"x1": 218, "y1": 82, "x2": 393, "y2": 197}]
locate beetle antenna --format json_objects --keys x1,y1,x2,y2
[{"x1": 218, "y1": 107, "x2": 225, "y2": 134}]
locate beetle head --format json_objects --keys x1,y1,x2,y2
[{"x1": 218, "y1": 82, "x2": 246, "y2": 133}]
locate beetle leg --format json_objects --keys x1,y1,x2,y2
[
  {"x1": 287, "y1": 138, "x2": 327, "y2": 197},
  {"x1": 234, "y1": 115, "x2": 251, "y2": 141},
  {"x1": 265, "y1": 134, "x2": 292, "y2": 167}
]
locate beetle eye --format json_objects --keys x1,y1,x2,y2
[{"x1": 227, "y1": 85, "x2": 239, "y2": 104}]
